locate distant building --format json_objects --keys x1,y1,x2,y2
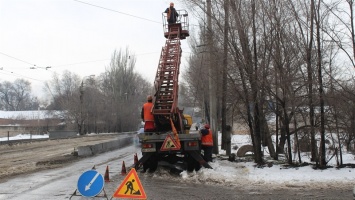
[{"x1": 0, "y1": 110, "x2": 66, "y2": 136}]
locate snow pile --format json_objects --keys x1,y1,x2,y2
[
  {"x1": 0, "y1": 133, "x2": 49, "y2": 141},
  {"x1": 182, "y1": 133, "x2": 355, "y2": 188},
  {"x1": 0, "y1": 110, "x2": 63, "y2": 120},
  {"x1": 179, "y1": 159, "x2": 355, "y2": 189}
]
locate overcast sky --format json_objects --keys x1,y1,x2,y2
[{"x1": 0, "y1": 0, "x2": 193, "y2": 98}]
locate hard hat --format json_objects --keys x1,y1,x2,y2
[
  {"x1": 147, "y1": 95, "x2": 153, "y2": 101},
  {"x1": 204, "y1": 124, "x2": 210, "y2": 129}
]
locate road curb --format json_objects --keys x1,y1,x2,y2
[{"x1": 77, "y1": 136, "x2": 133, "y2": 156}]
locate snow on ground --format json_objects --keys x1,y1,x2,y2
[
  {"x1": 177, "y1": 133, "x2": 355, "y2": 188},
  {"x1": 0, "y1": 133, "x2": 49, "y2": 141},
  {"x1": 178, "y1": 160, "x2": 355, "y2": 191},
  {"x1": 1, "y1": 133, "x2": 355, "y2": 189},
  {"x1": 0, "y1": 110, "x2": 63, "y2": 120}
]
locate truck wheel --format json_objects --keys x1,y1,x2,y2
[
  {"x1": 187, "y1": 160, "x2": 194, "y2": 172},
  {"x1": 186, "y1": 154, "x2": 200, "y2": 172},
  {"x1": 145, "y1": 154, "x2": 158, "y2": 172},
  {"x1": 195, "y1": 161, "x2": 201, "y2": 171},
  {"x1": 149, "y1": 159, "x2": 158, "y2": 172}
]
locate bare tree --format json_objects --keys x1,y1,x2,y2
[
  {"x1": 182, "y1": 0, "x2": 355, "y2": 168},
  {"x1": 44, "y1": 71, "x2": 81, "y2": 132},
  {"x1": 322, "y1": 0, "x2": 355, "y2": 67},
  {"x1": 0, "y1": 79, "x2": 36, "y2": 111},
  {"x1": 99, "y1": 48, "x2": 150, "y2": 132}
]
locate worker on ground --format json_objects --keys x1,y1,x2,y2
[
  {"x1": 200, "y1": 124, "x2": 214, "y2": 162},
  {"x1": 164, "y1": 2, "x2": 179, "y2": 24},
  {"x1": 141, "y1": 95, "x2": 155, "y2": 132}
]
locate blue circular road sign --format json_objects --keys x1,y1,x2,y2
[{"x1": 77, "y1": 170, "x2": 104, "y2": 197}]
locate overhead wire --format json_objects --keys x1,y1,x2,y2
[
  {"x1": 53, "y1": 59, "x2": 110, "y2": 68},
  {"x1": 0, "y1": 52, "x2": 50, "y2": 81},
  {"x1": 72, "y1": 0, "x2": 161, "y2": 24},
  {"x1": 0, "y1": 52, "x2": 35, "y2": 66},
  {"x1": 72, "y1": 0, "x2": 200, "y2": 28},
  {"x1": 1, "y1": 0, "x2": 166, "y2": 72},
  {"x1": 1, "y1": 1, "x2": 189, "y2": 83},
  {"x1": 50, "y1": 51, "x2": 164, "y2": 68},
  {"x1": 1, "y1": 0, "x2": 187, "y2": 70},
  {"x1": 0, "y1": 69, "x2": 43, "y2": 82},
  {"x1": 0, "y1": 51, "x2": 49, "y2": 70},
  {"x1": 0, "y1": 51, "x2": 164, "y2": 72}
]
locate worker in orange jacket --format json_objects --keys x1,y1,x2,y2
[
  {"x1": 141, "y1": 95, "x2": 155, "y2": 132},
  {"x1": 200, "y1": 124, "x2": 214, "y2": 162}
]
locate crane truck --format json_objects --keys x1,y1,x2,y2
[{"x1": 135, "y1": 10, "x2": 212, "y2": 172}]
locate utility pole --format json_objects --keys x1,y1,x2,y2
[{"x1": 206, "y1": 0, "x2": 218, "y2": 154}]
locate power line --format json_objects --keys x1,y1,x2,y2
[
  {"x1": 53, "y1": 59, "x2": 110, "y2": 68},
  {"x1": 0, "y1": 50, "x2": 163, "y2": 72},
  {"x1": 51, "y1": 51, "x2": 163, "y2": 68},
  {"x1": 0, "y1": 52, "x2": 52, "y2": 73},
  {"x1": 0, "y1": 69, "x2": 43, "y2": 82},
  {"x1": 73, "y1": 0, "x2": 161, "y2": 24},
  {"x1": 0, "y1": 52, "x2": 35, "y2": 66}
]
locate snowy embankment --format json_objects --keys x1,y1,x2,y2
[
  {"x1": 1, "y1": 132, "x2": 354, "y2": 189},
  {"x1": 187, "y1": 134, "x2": 355, "y2": 189},
  {"x1": 180, "y1": 133, "x2": 354, "y2": 189}
]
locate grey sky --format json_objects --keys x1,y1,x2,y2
[{"x1": 0, "y1": 0, "x2": 191, "y2": 97}]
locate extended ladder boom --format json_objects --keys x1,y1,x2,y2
[{"x1": 153, "y1": 25, "x2": 182, "y2": 115}]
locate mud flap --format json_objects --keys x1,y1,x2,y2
[
  {"x1": 188, "y1": 151, "x2": 213, "y2": 169},
  {"x1": 135, "y1": 152, "x2": 154, "y2": 170}
]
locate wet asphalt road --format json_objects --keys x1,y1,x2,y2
[
  {"x1": 105, "y1": 170, "x2": 354, "y2": 200},
  {"x1": 0, "y1": 143, "x2": 353, "y2": 200}
]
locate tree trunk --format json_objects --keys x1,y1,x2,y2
[
  {"x1": 308, "y1": 0, "x2": 318, "y2": 163},
  {"x1": 222, "y1": 0, "x2": 231, "y2": 155},
  {"x1": 206, "y1": 0, "x2": 219, "y2": 154},
  {"x1": 252, "y1": 0, "x2": 263, "y2": 165},
  {"x1": 315, "y1": 0, "x2": 326, "y2": 168},
  {"x1": 260, "y1": 108, "x2": 276, "y2": 158}
]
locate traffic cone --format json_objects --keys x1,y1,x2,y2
[
  {"x1": 134, "y1": 153, "x2": 139, "y2": 165},
  {"x1": 104, "y1": 165, "x2": 110, "y2": 182},
  {"x1": 121, "y1": 161, "x2": 127, "y2": 175}
]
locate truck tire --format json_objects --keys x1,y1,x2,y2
[
  {"x1": 145, "y1": 153, "x2": 158, "y2": 172},
  {"x1": 186, "y1": 153, "x2": 201, "y2": 172}
]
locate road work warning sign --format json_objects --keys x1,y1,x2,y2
[
  {"x1": 112, "y1": 168, "x2": 146, "y2": 199},
  {"x1": 160, "y1": 134, "x2": 180, "y2": 151}
]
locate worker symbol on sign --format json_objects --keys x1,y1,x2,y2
[
  {"x1": 166, "y1": 140, "x2": 175, "y2": 148},
  {"x1": 112, "y1": 168, "x2": 147, "y2": 199},
  {"x1": 160, "y1": 134, "x2": 180, "y2": 151},
  {"x1": 125, "y1": 179, "x2": 141, "y2": 195}
]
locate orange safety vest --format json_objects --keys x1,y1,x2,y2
[
  {"x1": 201, "y1": 129, "x2": 213, "y2": 146},
  {"x1": 143, "y1": 102, "x2": 154, "y2": 122}
]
